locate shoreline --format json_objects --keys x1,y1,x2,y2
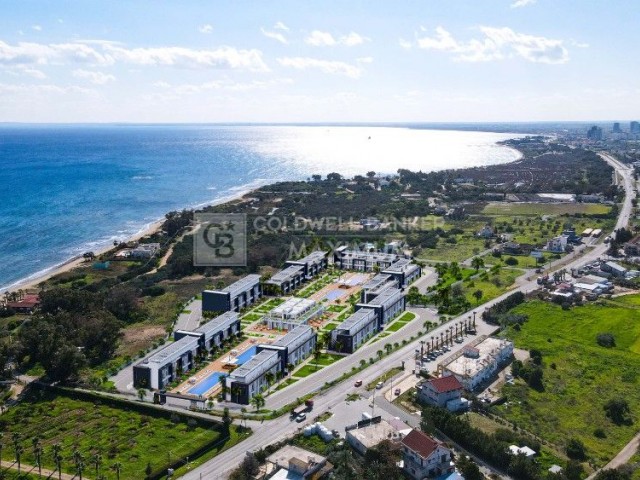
[
  {"x1": 1, "y1": 133, "x2": 526, "y2": 295},
  {"x1": 1, "y1": 187, "x2": 261, "y2": 294}
]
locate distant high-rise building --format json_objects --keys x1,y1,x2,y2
[
  {"x1": 612, "y1": 122, "x2": 622, "y2": 133},
  {"x1": 631, "y1": 121, "x2": 640, "y2": 134},
  {"x1": 587, "y1": 125, "x2": 603, "y2": 141}
]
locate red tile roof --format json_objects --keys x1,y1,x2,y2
[
  {"x1": 402, "y1": 429, "x2": 439, "y2": 459},
  {"x1": 428, "y1": 375, "x2": 463, "y2": 393}
]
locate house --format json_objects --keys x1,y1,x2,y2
[
  {"x1": 502, "y1": 242, "x2": 523, "y2": 255},
  {"x1": 129, "y1": 243, "x2": 161, "y2": 259},
  {"x1": 360, "y1": 217, "x2": 381, "y2": 229},
  {"x1": 265, "y1": 445, "x2": 333, "y2": 479},
  {"x1": 202, "y1": 274, "x2": 262, "y2": 313},
  {"x1": 477, "y1": 224, "x2": 494, "y2": 239},
  {"x1": 416, "y1": 375, "x2": 468, "y2": 412},
  {"x1": 546, "y1": 235, "x2": 568, "y2": 253},
  {"x1": 346, "y1": 418, "x2": 405, "y2": 455},
  {"x1": 401, "y1": 429, "x2": 454, "y2": 480},
  {"x1": 509, "y1": 445, "x2": 537, "y2": 457},
  {"x1": 6, "y1": 293, "x2": 40, "y2": 314}
]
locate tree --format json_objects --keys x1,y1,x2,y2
[
  {"x1": 594, "y1": 469, "x2": 632, "y2": 480},
  {"x1": 565, "y1": 460, "x2": 585, "y2": 480},
  {"x1": 92, "y1": 453, "x2": 103, "y2": 478},
  {"x1": 145, "y1": 461, "x2": 152, "y2": 478},
  {"x1": 32, "y1": 437, "x2": 43, "y2": 477},
  {"x1": 472, "y1": 289, "x2": 484, "y2": 305},
  {"x1": 137, "y1": 388, "x2": 147, "y2": 402},
  {"x1": 112, "y1": 462, "x2": 123, "y2": 480},
  {"x1": 471, "y1": 257, "x2": 485, "y2": 272},
  {"x1": 604, "y1": 398, "x2": 632, "y2": 425},
  {"x1": 222, "y1": 407, "x2": 233, "y2": 433},
  {"x1": 457, "y1": 455, "x2": 484, "y2": 480},
  {"x1": 596, "y1": 333, "x2": 616, "y2": 348},
  {"x1": 12, "y1": 433, "x2": 22, "y2": 473},
  {"x1": 52, "y1": 443, "x2": 63, "y2": 480},
  {"x1": 565, "y1": 437, "x2": 587, "y2": 460},
  {"x1": 250, "y1": 393, "x2": 265, "y2": 411}
]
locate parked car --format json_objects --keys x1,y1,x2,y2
[
  {"x1": 354, "y1": 379, "x2": 363, "y2": 387},
  {"x1": 296, "y1": 413, "x2": 307, "y2": 422},
  {"x1": 394, "y1": 388, "x2": 401, "y2": 395},
  {"x1": 376, "y1": 381, "x2": 383, "y2": 389}
]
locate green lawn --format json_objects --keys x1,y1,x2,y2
[
  {"x1": 0, "y1": 389, "x2": 248, "y2": 480},
  {"x1": 322, "y1": 322, "x2": 339, "y2": 331},
  {"x1": 241, "y1": 312, "x2": 263, "y2": 322},
  {"x1": 326, "y1": 305, "x2": 346, "y2": 313},
  {"x1": 396, "y1": 311, "x2": 416, "y2": 322},
  {"x1": 386, "y1": 319, "x2": 410, "y2": 332},
  {"x1": 293, "y1": 364, "x2": 325, "y2": 378},
  {"x1": 463, "y1": 267, "x2": 523, "y2": 305},
  {"x1": 495, "y1": 298, "x2": 640, "y2": 465},
  {"x1": 312, "y1": 353, "x2": 343, "y2": 366}
]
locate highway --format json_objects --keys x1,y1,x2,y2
[{"x1": 180, "y1": 153, "x2": 635, "y2": 479}]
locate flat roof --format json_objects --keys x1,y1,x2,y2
[
  {"x1": 195, "y1": 311, "x2": 239, "y2": 337},
  {"x1": 382, "y1": 258, "x2": 419, "y2": 275},
  {"x1": 335, "y1": 309, "x2": 377, "y2": 336},
  {"x1": 271, "y1": 325, "x2": 315, "y2": 350},
  {"x1": 361, "y1": 273, "x2": 395, "y2": 291},
  {"x1": 206, "y1": 274, "x2": 261, "y2": 298},
  {"x1": 267, "y1": 265, "x2": 305, "y2": 284},
  {"x1": 229, "y1": 350, "x2": 280, "y2": 384},
  {"x1": 339, "y1": 250, "x2": 399, "y2": 262},
  {"x1": 361, "y1": 287, "x2": 403, "y2": 309},
  {"x1": 269, "y1": 297, "x2": 317, "y2": 319},
  {"x1": 347, "y1": 419, "x2": 402, "y2": 448},
  {"x1": 443, "y1": 337, "x2": 512, "y2": 379},
  {"x1": 288, "y1": 250, "x2": 327, "y2": 265},
  {"x1": 144, "y1": 335, "x2": 199, "y2": 366}
]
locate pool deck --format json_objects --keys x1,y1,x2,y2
[{"x1": 171, "y1": 337, "x2": 271, "y2": 398}]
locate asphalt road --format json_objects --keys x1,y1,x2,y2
[{"x1": 181, "y1": 152, "x2": 635, "y2": 479}]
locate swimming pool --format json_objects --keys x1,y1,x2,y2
[
  {"x1": 188, "y1": 371, "x2": 223, "y2": 396},
  {"x1": 235, "y1": 346, "x2": 257, "y2": 365}
]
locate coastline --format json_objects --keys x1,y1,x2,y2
[
  {"x1": 1, "y1": 186, "x2": 262, "y2": 294},
  {"x1": 0, "y1": 130, "x2": 525, "y2": 295}
]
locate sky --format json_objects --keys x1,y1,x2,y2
[{"x1": 0, "y1": 0, "x2": 639, "y2": 123}]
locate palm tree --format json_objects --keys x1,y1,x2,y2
[
  {"x1": 32, "y1": 437, "x2": 43, "y2": 477},
  {"x1": 15, "y1": 444, "x2": 24, "y2": 473},
  {"x1": 52, "y1": 443, "x2": 63, "y2": 480},
  {"x1": 0, "y1": 433, "x2": 3, "y2": 472},
  {"x1": 12, "y1": 433, "x2": 22, "y2": 472},
  {"x1": 384, "y1": 343, "x2": 392, "y2": 355},
  {"x1": 250, "y1": 393, "x2": 264, "y2": 411},
  {"x1": 92, "y1": 453, "x2": 103, "y2": 477},
  {"x1": 112, "y1": 462, "x2": 123, "y2": 480},
  {"x1": 265, "y1": 371, "x2": 275, "y2": 387},
  {"x1": 473, "y1": 289, "x2": 484, "y2": 305}
]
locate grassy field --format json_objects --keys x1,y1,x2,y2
[
  {"x1": 482, "y1": 202, "x2": 612, "y2": 216},
  {"x1": 496, "y1": 298, "x2": 640, "y2": 465},
  {"x1": 0, "y1": 388, "x2": 249, "y2": 480},
  {"x1": 462, "y1": 268, "x2": 523, "y2": 305},
  {"x1": 293, "y1": 364, "x2": 324, "y2": 378}
]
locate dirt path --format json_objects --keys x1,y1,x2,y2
[
  {"x1": 1, "y1": 460, "x2": 78, "y2": 480},
  {"x1": 587, "y1": 431, "x2": 640, "y2": 479}
]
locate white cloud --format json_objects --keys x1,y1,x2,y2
[
  {"x1": 356, "y1": 57, "x2": 373, "y2": 64},
  {"x1": 511, "y1": 0, "x2": 536, "y2": 7},
  {"x1": 199, "y1": 24, "x2": 213, "y2": 34},
  {"x1": 277, "y1": 56, "x2": 362, "y2": 78},
  {"x1": 152, "y1": 77, "x2": 292, "y2": 96},
  {"x1": 414, "y1": 26, "x2": 569, "y2": 64},
  {"x1": 399, "y1": 38, "x2": 413, "y2": 50},
  {"x1": 0, "y1": 82, "x2": 92, "y2": 96},
  {"x1": 260, "y1": 27, "x2": 288, "y2": 45},
  {"x1": 1, "y1": 64, "x2": 47, "y2": 79},
  {"x1": 72, "y1": 69, "x2": 115, "y2": 85},
  {"x1": 0, "y1": 40, "x2": 269, "y2": 71},
  {"x1": 32, "y1": 25, "x2": 42, "y2": 32},
  {"x1": 570, "y1": 39, "x2": 589, "y2": 48},
  {"x1": 274, "y1": 21, "x2": 289, "y2": 32},
  {"x1": 305, "y1": 30, "x2": 369, "y2": 47}
]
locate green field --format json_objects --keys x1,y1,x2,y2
[
  {"x1": 463, "y1": 268, "x2": 523, "y2": 305},
  {"x1": 0, "y1": 389, "x2": 248, "y2": 480},
  {"x1": 496, "y1": 298, "x2": 640, "y2": 464},
  {"x1": 482, "y1": 202, "x2": 612, "y2": 216},
  {"x1": 293, "y1": 364, "x2": 324, "y2": 378}
]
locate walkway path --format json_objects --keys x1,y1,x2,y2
[{"x1": 1, "y1": 460, "x2": 77, "y2": 480}]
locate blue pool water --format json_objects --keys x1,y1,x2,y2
[
  {"x1": 324, "y1": 290, "x2": 346, "y2": 301},
  {"x1": 188, "y1": 371, "x2": 223, "y2": 396},
  {"x1": 236, "y1": 346, "x2": 258, "y2": 365}
]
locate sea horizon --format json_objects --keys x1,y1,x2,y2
[{"x1": 0, "y1": 124, "x2": 524, "y2": 291}]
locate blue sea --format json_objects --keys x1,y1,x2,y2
[{"x1": 0, "y1": 124, "x2": 523, "y2": 291}]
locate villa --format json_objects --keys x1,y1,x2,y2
[
  {"x1": 401, "y1": 429, "x2": 454, "y2": 480},
  {"x1": 202, "y1": 274, "x2": 262, "y2": 313}
]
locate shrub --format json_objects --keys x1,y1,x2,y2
[
  {"x1": 596, "y1": 333, "x2": 616, "y2": 348},
  {"x1": 505, "y1": 257, "x2": 519, "y2": 266},
  {"x1": 566, "y1": 437, "x2": 587, "y2": 460}
]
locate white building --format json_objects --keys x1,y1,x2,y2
[
  {"x1": 264, "y1": 297, "x2": 324, "y2": 331},
  {"x1": 401, "y1": 429, "x2": 454, "y2": 480},
  {"x1": 546, "y1": 235, "x2": 568, "y2": 253},
  {"x1": 440, "y1": 336, "x2": 513, "y2": 391}
]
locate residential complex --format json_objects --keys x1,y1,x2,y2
[
  {"x1": 331, "y1": 308, "x2": 378, "y2": 353},
  {"x1": 439, "y1": 336, "x2": 514, "y2": 391},
  {"x1": 356, "y1": 286, "x2": 405, "y2": 326},
  {"x1": 333, "y1": 247, "x2": 401, "y2": 271},
  {"x1": 265, "y1": 250, "x2": 328, "y2": 293},
  {"x1": 360, "y1": 273, "x2": 398, "y2": 303},
  {"x1": 284, "y1": 250, "x2": 328, "y2": 279},
  {"x1": 381, "y1": 257, "x2": 422, "y2": 288},
  {"x1": 133, "y1": 311, "x2": 241, "y2": 390},
  {"x1": 226, "y1": 350, "x2": 281, "y2": 404},
  {"x1": 264, "y1": 297, "x2": 324, "y2": 330},
  {"x1": 202, "y1": 274, "x2": 262, "y2": 313},
  {"x1": 258, "y1": 325, "x2": 317, "y2": 370}
]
